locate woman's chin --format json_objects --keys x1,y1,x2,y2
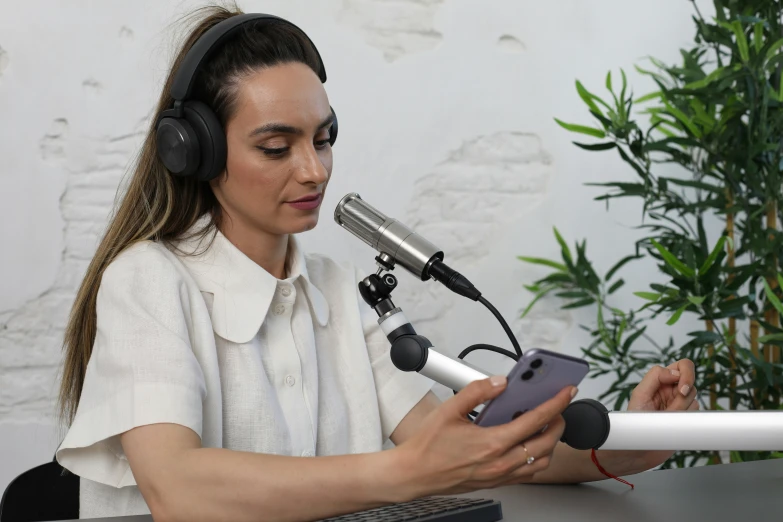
[{"x1": 289, "y1": 216, "x2": 320, "y2": 233}]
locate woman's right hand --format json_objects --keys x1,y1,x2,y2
[{"x1": 392, "y1": 376, "x2": 576, "y2": 498}]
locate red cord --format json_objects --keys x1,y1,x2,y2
[{"x1": 591, "y1": 449, "x2": 635, "y2": 489}]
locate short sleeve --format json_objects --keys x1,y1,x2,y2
[
  {"x1": 356, "y1": 268, "x2": 435, "y2": 441},
  {"x1": 56, "y1": 243, "x2": 207, "y2": 488}
]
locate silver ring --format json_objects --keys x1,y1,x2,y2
[{"x1": 522, "y1": 443, "x2": 535, "y2": 465}]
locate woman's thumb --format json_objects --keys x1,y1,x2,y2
[{"x1": 451, "y1": 376, "x2": 507, "y2": 417}]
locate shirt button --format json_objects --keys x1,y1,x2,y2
[
  {"x1": 281, "y1": 287, "x2": 291, "y2": 297},
  {"x1": 274, "y1": 304, "x2": 286, "y2": 315},
  {"x1": 285, "y1": 375, "x2": 296, "y2": 387},
  {"x1": 301, "y1": 450, "x2": 314, "y2": 457}
]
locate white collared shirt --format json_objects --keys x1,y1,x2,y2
[{"x1": 55, "y1": 223, "x2": 434, "y2": 518}]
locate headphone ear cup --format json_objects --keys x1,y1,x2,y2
[
  {"x1": 329, "y1": 106, "x2": 338, "y2": 146},
  {"x1": 182, "y1": 100, "x2": 227, "y2": 182},
  {"x1": 156, "y1": 116, "x2": 200, "y2": 177}
]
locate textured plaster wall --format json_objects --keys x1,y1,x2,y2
[{"x1": 0, "y1": 0, "x2": 708, "y2": 491}]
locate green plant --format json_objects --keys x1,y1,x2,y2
[{"x1": 520, "y1": 0, "x2": 783, "y2": 468}]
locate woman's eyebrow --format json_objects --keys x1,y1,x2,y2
[{"x1": 248, "y1": 114, "x2": 334, "y2": 138}]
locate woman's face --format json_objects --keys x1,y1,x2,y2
[{"x1": 211, "y1": 61, "x2": 333, "y2": 236}]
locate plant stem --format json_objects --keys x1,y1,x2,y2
[
  {"x1": 705, "y1": 318, "x2": 759, "y2": 410},
  {"x1": 750, "y1": 318, "x2": 760, "y2": 405},
  {"x1": 765, "y1": 200, "x2": 779, "y2": 365},
  {"x1": 726, "y1": 188, "x2": 737, "y2": 409},
  {"x1": 706, "y1": 321, "x2": 718, "y2": 409}
]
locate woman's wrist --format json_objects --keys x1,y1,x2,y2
[
  {"x1": 376, "y1": 445, "x2": 429, "y2": 503},
  {"x1": 592, "y1": 449, "x2": 652, "y2": 478}
]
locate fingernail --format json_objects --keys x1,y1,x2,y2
[
  {"x1": 571, "y1": 387, "x2": 579, "y2": 398},
  {"x1": 680, "y1": 384, "x2": 691, "y2": 396},
  {"x1": 670, "y1": 369, "x2": 681, "y2": 377},
  {"x1": 490, "y1": 375, "x2": 507, "y2": 387}
]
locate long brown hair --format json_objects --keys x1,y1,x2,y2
[{"x1": 57, "y1": 3, "x2": 324, "y2": 426}]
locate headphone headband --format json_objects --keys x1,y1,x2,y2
[{"x1": 170, "y1": 13, "x2": 327, "y2": 102}]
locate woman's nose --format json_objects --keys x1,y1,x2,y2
[{"x1": 296, "y1": 145, "x2": 330, "y2": 185}]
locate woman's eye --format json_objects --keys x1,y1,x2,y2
[{"x1": 256, "y1": 146, "x2": 289, "y2": 157}]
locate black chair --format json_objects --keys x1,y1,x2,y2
[{"x1": 0, "y1": 459, "x2": 79, "y2": 522}]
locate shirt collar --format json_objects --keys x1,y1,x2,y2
[{"x1": 171, "y1": 219, "x2": 330, "y2": 344}]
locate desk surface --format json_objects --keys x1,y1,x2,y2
[
  {"x1": 460, "y1": 457, "x2": 783, "y2": 521},
  {"x1": 58, "y1": 458, "x2": 783, "y2": 521}
]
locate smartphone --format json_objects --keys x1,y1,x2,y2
[{"x1": 473, "y1": 348, "x2": 589, "y2": 428}]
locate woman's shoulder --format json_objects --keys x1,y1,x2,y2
[{"x1": 101, "y1": 240, "x2": 192, "y2": 290}]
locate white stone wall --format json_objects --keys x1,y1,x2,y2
[{"x1": 0, "y1": 0, "x2": 707, "y2": 491}]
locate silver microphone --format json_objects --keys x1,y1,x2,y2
[{"x1": 334, "y1": 192, "x2": 443, "y2": 280}]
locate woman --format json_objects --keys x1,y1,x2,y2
[{"x1": 55, "y1": 5, "x2": 700, "y2": 521}]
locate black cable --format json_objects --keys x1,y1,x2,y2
[
  {"x1": 458, "y1": 343, "x2": 518, "y2": 362},
  {"x1": 477, "y1": 296, "x2": 522, "y2": 359},
  {"x1": 455, "y1": 343, "x2": 519, "y2": 421}
]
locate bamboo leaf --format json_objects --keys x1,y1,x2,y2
[
  {"x1": 650, "y1": 239, "x2": 695, "y2": 277},
  {"x1": 758, "y1": 333, "x2": 783, "y2": 343},
  {"x1": 667, "y1": 303, "x2": 689, "y2": 325},
  {"x1": 763, "y1": 279, "x2": 783, "y2": 317},
  {"x1": 614, "y1": 315, "x2": 627, "y2": 348},
  {"x1": 753, "y1": 22, "x2": 763, "y2": 53},
  {"x1": 634, "y1": 90, "x2": 661, "y2": 103},
  {"x1": 553, "y1": 227, "x2": 573, "y2": 264},
  {"x1": 687, "y1": 295, "x2": 705, "y2": 306},
  {"x1": 605, "y1": 70, "x2": 612, "y2": 91},
  {"x1": 619, "y1": 69, "x2": 628, "y2": 118},
  {"x1": 634, "y1": 291, "x2": 662, "y2": 301},
  {"x1": 538, "y1": 272, "x2": 573, "y2": 285},
  {"x1": 661, "y1": 177, "x2": 722, "y2": 194},
  {"x1": 698, "y1": 237, "x2": 727, "y2": 275},
  {"x1": 719, "y1": 20, "x2": 750, "y2": 62},
  {"x1": 683, "y1": 66, "x2": 730, "y2": 90},
  {"x1": 555, "y1": 291, "x2": 589, "y2": 299},
  {"x1": 605, "y1": 254, "x2": 641, "y2": 280},
  {"x1": 663, "y1": 101, "x2": 702, "y2": 137},
  {"x1": 616, "y1": 146, "x2": 649, "y2": 180},
  {"x1": 554, "y1": 118, "x2": 606, "y2": 138},
  {"x1": 621, "y1": 326, "x2": 647, "y2": 354},
  {"x1": 765, "y1": 38, "x2": 783, "y2": 63},
  {"x1": 573, "y1": 141, "x2": 617, "y2": 151},
  {"x1": 597, "y1": 305, "x2": 613, "y2": 349},
  {"x1": 521, "y1": 286, "x2": 555, "y2": 318},
  {"x1": 575, "y1": 80, "x2": 611, "y2": 114},
  {"x1": 562, "y1": 297, "x2": 597, "y2": 309},
  {"x1": 517, "y1": 256, "x2": 568, "y2": 271},
  {"x1": 608, "y1": 279, "x2": 625, "y2": 294}
]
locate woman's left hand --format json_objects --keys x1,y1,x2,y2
[{"x1": 622, "y1": 358, "x2": 701, "y2": 470}]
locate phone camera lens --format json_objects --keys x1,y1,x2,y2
[
  {"x1": 530, "y1": 358, "x2": 543, "y2": 369},
  {"x1": 521, "y1": 370, "x2": 534, "y2": 381}
]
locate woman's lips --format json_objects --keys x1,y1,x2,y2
[{"x1": 287, "y1": 193, "x2": 323, "y2": 210}]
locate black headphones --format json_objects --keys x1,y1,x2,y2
[{"x1": 155, "y1": 13, "x2": 338, "y2": 182}]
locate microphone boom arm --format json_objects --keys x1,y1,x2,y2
[{"x1": 357, "y1": 268, "x2": 783, "y2": 453}]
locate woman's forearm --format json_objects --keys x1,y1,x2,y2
[
  {"x1": 528, "y1": 442, "x2": 650, "y2": 485},
  {"x1": 152, "y1": 447, "x2": 412, "y2": 522}
]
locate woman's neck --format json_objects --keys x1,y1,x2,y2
[{"x1": 219, "y1": 218, "x2": 289, "y2": 280}]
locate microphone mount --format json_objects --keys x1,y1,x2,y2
[{"x1": 359, "y1": 268, "x2": 493, "y2": 393}]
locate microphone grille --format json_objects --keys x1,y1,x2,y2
[{"x1": 334, "y1": 193, "x2": 386, "y2": 248}]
